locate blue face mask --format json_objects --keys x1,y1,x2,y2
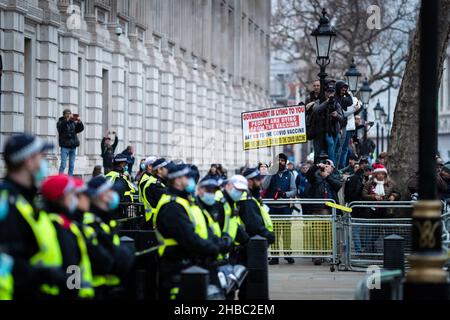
[
  {"x1": 34, "y1": 159, "x2": 49, "y2": 187},
  {"x1": 68, "y1": 196, "x2": 78, "y2": 215},
  {"x1": 108, "y1": 191, "x2": 120, "y2": 210},
  {"x1": 0, "y1": 190, "x2": 9, "y2": 221},
  {"x1": 185, "y1": 178, "x2": 196, "y2": 194},
  {"x1": 140, "y1": 163, "x2": 146, "y2": 171},
  {"x1": 124, "y1": 165, "x2": 129, "y2": 172},
  {"x1": 229, "y1": 188, "x2": 243, "y2": 202},
  {"x1": 200, "y1": 192, "x2": 216, "y2": 206}
]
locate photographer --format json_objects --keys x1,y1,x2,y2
[
  {"x1": 311, "y1": 84, "x2": 344, "y2": 164},
  {"x1": 101, "y1": 130, "x2": 119, "y2": 174},
  {"x1": 57, "y1": 109, "x2": 84, "y2": 176},
  {"x1": 334, "y1": 81, "x2": 362, "y2": 169}
]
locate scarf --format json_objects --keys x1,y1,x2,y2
[{"x1": 374, "y1": 179, "x2": 385, "y2": 196}]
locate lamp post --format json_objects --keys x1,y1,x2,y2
[
  {"x1": 359, "y1": 78, "x2": 373, "y2": 145},
  {"x1": 311, "y1": 8, "x2": 336, "y2": 103},
  {"x1": 344, "y1": 58, "x2": 362, "y2": 93}
]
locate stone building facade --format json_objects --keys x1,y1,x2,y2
[
  {"x1": 438, "y1": 45, "x2": 450, "y2": 161},
  {"x1": 0, "y1": 0, "x2": 271, "y2": 176}
]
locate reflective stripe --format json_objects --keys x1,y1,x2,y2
[
  {"x1": 154, "y1": 194, "x2": 208, "y2": 256},
  {"x1": 106, "y1": 171, "x2": 136, "y2": 202},
  {"x1": 251, "y1": 198, "x2": 274, "y2": 232},
  {"x1": 142, "y1": 176, "x2": 165, "y2": 223},
  {"x1": 16, "y1": 198, "x2": 62, "y2": 296},
  {"x1": 49, "y1": 214, "x2": 95, "y2": 299},
  {"x1": 0, "y1": 273, "x2": 13, "y2": 300}
]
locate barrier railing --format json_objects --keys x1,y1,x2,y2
[
  {"x1": 343, "y1": 201, "x2": 415, "y2": 271},
  {"x1": 263, "y1": 198, "x2": 339, "y2": 272}
]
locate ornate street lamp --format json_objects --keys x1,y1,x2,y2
[
  {"x1": 380, "y1": 110, "x2": 388, "y2": 124},
  {"x1": 311, "y1": 8, "x2": 336, "y2": 102},
  {"x1": 373, "y1": 100, "x2": 384, "y2": 121},
  {"x1": 359, "y1": 78, "x2": 373, "y2": 106},
  {"x1": 344, "y1": 58, "x2": 362, "y2": 93}
]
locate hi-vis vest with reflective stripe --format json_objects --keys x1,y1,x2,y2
[
  {"x1": 239, "y1": 192, "x2": 273, "y2": 232},
  {"x1": 15, "y1": 196, "x2": 63, "y2": 296},
  {"x1": 82, "y1": 212, "x2": 120, "y2": 287},
  {"x1": 106, "y1": 171, "x2": 136, "y2": 202},
  {"x1": 153, "y1": 194, "x2": 208, "y2": 256},
  {"x1": 138, "y1": 173, "x2": 151, "y2": 203},
  {"x1": 49, "y1": 214, "x2": 95, "y2": 299},
  {"x1": 0, "y1": 253, "x2": 13, "y2": 300},
  {"x1": 142, "y1": 175, "x2": 165, "y2": 223},
  {"x1": 215, "y1": 190, "x2": 239, "y2": 242}
]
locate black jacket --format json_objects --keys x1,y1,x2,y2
[
  {"x1": 156, "y1": 187, "x2": 220, "y2": 262},
  {"x1": 344, "y1": 170, "x2": 365, "y2": 204},
  {"x1": 144, "y1": 175, "x2": 167, "y2": 209},
  {"x1": 57, "y1": 117, "x2": 84, "y2": 149},
  {"x1": 312, "y1": 99, "x2": 344, "y2": 137},
  {"x1": 225, "y1": 191, "x2": 275, "y2": 245},
  {"x1": 101, "y1": 136, "x2": 118, "y2": 169},
  {"x1": 304, "y1": 165, "x2": 342, "y2": 213},
  {"x1": 0, "y1": 177, "x2": 69, "y2": 299}
]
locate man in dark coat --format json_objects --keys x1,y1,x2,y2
[
  {"x1": 121, "y1": 146, "x2": 136, "y2": 176},
  {"x1": 101, "y1": 131, "x2": 119, "y2": 174},
  {"x1": 57, "y1": 109, "x2": 84, "y2": 176}
]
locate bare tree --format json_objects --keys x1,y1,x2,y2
[
  {"x1": 388, "y1": 0, "x2": 450, "y2": 200},
  {"x1": 271, "y1": 0, "x2": 419, "y2": 97}
]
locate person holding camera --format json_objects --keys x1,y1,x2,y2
[
  {"x1": 101, "y1": 131, "x2": 119, "y2": 174},
  {"x1": 57, "y1": 109, "x2": 84, "y2": 176},
  {"x1": 310, "y1": 84, "x2": 344, "y2": 164}
]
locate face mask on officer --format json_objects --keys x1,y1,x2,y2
[
  {"x1": 140, "y1": 163, "x2": 146, "y2": 171},
  {"x1": 228, "y1": 187, "x2": 243, "y2": 202},
  {"x1": 108, "y1": 191, "x2": 120, "y2": 210},
  {"x1": 185, "y1": 178, "x2": 196, "y2": 194},
  {"x1": 200, "y1": 192, "x2": 216, "y2": 206},
  {"x1": 33, "y1": 158, "x2": 50, "y2": 187},
  {"x1": 68, "y1": 195, "x2": 79, "y2": 215}
]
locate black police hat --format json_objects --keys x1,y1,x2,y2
[
  {"x1": 152, "y1": 158, "x2": 171, "y2": 170},
  {"x1": 243, "y1": 168, "x2": 261, "y2": 180},
  {"x1": 86, "y1": 175, "x2": 114, "y2": 197},
  {"x1": 3, "y1": 133, "x2": 53, "y2": 166},
  {"x1": 278, "y1": 153, "x2": 288, "y2": 161},
  {"x1": 113, "y1": 154, "x2": 128, "y2": 163},
  {"x1": 198, "y1": 176, "x2": 220, "y2": 189},
  {"x1": 167, "y1": 164, "x2": 192, "y2": 180}
]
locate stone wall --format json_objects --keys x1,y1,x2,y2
[{"x1": 0, "y1": 0, "x2": 272, "y2": 176}]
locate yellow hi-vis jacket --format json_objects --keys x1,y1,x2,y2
[
  {"x1": 15, "y1": 196, "x2": 63, "y2": 296},
  {"x1": 153, "y1": 194, "x2": 209, "y2": 257},
  {"x1": 49, "y1": 214, "x2": 95, "y2": 299},
  {"x1": 0, "y1": 253, "x2": 13, "y2": 300},
  {"x1": 105, "y1": 171, "x2": 137, "y2": 202},
  {"x1": 238, "y1": 191, "x2": 273, "y2": 232},
  {"x1": 142, "y1": 175, "x2": 165, "y2": 223}
]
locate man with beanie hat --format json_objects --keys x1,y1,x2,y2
[
  {"x1": 263, "y1": 153, "x2": 296, "y2": 265},
  {"x1": 153, "y1": 164, "x2": 220, "y2": 300},
  {"x1": 0, "y1": 134, "x2": 71, "y2": 299}
]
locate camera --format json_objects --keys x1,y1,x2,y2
[
  {"x1": 327, "y1": 96, "x2": 336, "y2": 112},
  {"x1": 115, "y1": 26, "x2": 123, "y2": 36}
]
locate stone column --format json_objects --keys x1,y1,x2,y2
[
  {"x1": 84, "y1": 45, "x2": 104, "y2": 156},
  {"x1": 128, "y1": 59, "x2": 144, "y2": 158},
  {"x1": 0, "y1": 8, "x2": 25, "y2": 152}
]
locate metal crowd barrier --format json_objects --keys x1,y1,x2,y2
[
  {"x1": 343, "y1": 201, "x2": 415, "y2": 271},
  {"x1": 263, "y1": 199, "x2": 339, "y2": 272}
]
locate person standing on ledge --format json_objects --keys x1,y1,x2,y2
[{"x1": 57, "y1": 109, "x2": 84, "y2": 176}]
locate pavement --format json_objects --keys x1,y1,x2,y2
[{"x1": 269, "y1": 258, "x2": 366, "y2": 300}]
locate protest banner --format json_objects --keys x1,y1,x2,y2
[{"x1": 241, "y1": 105, "x2": 307, "y2": 150}]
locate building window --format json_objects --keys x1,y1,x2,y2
[
  {"x1": 168, "y1": 42, "x2": 175, "y2": 56},
  {"x1": 153, "y1": 35, "x2": 161, "y2": 51},
  {"x1": 191, "y1": 55, "x2": 198, "y2": 70},
  {"x1": 137, "y1": 27, "x2": 145, "y2": 42},
  {"x1": 96, "y1": 8, "x2": 108, "y2": 25},
  {"x1": 118, "y1": 19, "x2": 128, "y2": 36}
]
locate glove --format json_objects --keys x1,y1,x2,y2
[
  {"x1": 220, "y1": 233, "x2": 233, "y2": 254},
  {"x1": 281, "y1": 192, "x2": 287, "y2": 198}
]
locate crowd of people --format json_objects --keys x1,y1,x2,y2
[
  {"x1": 305, "y1": 79, "x2": 376, "y2": 168},
  {"x1": 0, "y1": 133, "x2": 275, "y2": 300}
]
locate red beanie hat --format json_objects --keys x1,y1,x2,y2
[
  {"x1": 41, "y1": 174, "x2": 75, "y2": 201},
  {"x1": 372, "y1": 163, "x2": 385, "y2": 170}
]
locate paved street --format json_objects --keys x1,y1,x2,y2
[{"x1": 269, "y1": 259, "x2": 366, "y2": 300}]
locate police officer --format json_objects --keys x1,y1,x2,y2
[
  {"x1": 40, "y1": 175, "x2": 95, "y2": 299},
  {"x1": 83, "y1": 176, "x2": 135, "y2": 298},
  {"x1": 106, "y1": 154, "x2": 137, "y2": 204},
  {"x1": 196, "y1": 177, "x2": 234, "y2": 257},
  {"x1": 138, "y1": 156, "x2": 157, "y2": 202},
  {"x1": 141, "y1": 158, "x2": 171, "y2": 227},
  {"x1": 153, "y1": 164, "x2": 220, "y2": 300},
  {"x1": 0, "y1": 133, "x2": 69, "y2": 299}
]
